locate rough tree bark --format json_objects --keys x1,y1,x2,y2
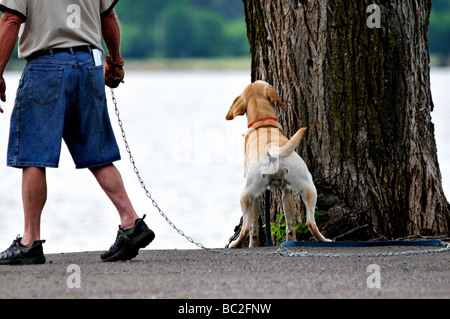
[{"x1": 229, "y1": 0, "x2": 449, "y2": 246}]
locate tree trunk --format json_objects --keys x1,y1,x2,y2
[{"x1": 229, "y1": 0, "x2": 449, "y2": 245}]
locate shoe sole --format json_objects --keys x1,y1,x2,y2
[
  {"x1": 102, "y1": 229, "x2": 155, "y2": 262},
  {"x1": 0, "y1": 255, "x2": 46, "y2": 266}
]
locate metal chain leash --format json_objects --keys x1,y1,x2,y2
[
  {"x1": 111, "y1": 89, "x2": 210, "y2": 251},
  {"x1": 110, "y1": 89, "x2": 450, "y2": 258},
  {"x1": 276, "y1": 242, "x2": 450, "y2": 258}
]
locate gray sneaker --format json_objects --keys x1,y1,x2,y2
[
  {"x1": 101, "y1": 215, "x2": 155, "y2": 262},
  {"x1": 0, "y1": 236, "x2": 46, "y2": 265}
]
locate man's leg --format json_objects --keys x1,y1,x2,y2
[
  {"x1": 89, "y1": 163, "x2": 139, "y2": 229},
  {"x1": 91, "y1": 163, "x2": 155, "y2": 262},
  {"x1": 0, "y1": 166, "x2": 47, "y2": 264},
  {"x1": 21, "y1": 167, "x2": 47, "y2": 247}
]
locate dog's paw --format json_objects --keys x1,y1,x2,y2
[{"x1": 228, "y1": 241, "x2": 240, "y2": 249}]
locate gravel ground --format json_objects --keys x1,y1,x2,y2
[{"x1": 0, "y1": 245, "x2": 449, "y2": 300}]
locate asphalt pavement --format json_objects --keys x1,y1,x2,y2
[{"x1": 0, "y1": 245, "x2": 449, "y2": 300}]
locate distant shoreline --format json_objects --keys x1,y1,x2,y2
[
  {"x1": 126, "y1": 57, "x2": 251, "y2": 71},
  {"x1": 6, "y1": 55, "x2": 450, "y2": 72},
  {"x1": 5, "y1": 57, "x2": 252, "y2": 72}
]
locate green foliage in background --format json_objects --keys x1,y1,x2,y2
[
  {"x1": 115, "y1": 0, "x2": 249, "y2": 59},
  {"x1": 115, "y1": 0, "x2": 450, "y2": 60},
  {"x1": 1, "y1": 0, "x2": 449, "y2": 62},
  {"x1": 429, "y1": 0, "x2": 450, "y2": 60}
]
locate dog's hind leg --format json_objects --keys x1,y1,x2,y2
[
  {"x1": 282, "y1": 188, "x2": 297, "y2": 242},
  {"x1": 302, "y1": 184, "x2": 331, "y2": 242},
  {"x1": 289, "y1": 178, "x2": 331, "y2": 242},
  {"x1": 249, "y1": 198, "x2": 260, "y2": 247},
  {"x1": 229, "y1": 192, "x2": 255, "y2": 248}
]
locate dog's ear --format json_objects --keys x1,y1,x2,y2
[
  {"x1": 265, "y1": 85, "x2": 285, "y2": 108},
  {"x1": 226, "y1": 96, "x2": 246, "y2": 120}
]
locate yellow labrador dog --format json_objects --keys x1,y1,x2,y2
[{"x1": 226, "y1": 81, "x2": 331, "y2": 247}]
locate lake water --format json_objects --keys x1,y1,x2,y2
[{"x1": 0, "y1": 69, "x2": 449, "y2": 254}]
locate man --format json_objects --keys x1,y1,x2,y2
[{"x1": 0, "y1": 0, "x2": 155, "y2": 265}]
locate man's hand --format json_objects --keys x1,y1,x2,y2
[
  {"x1": 101, "y1": 10, "x2": 124, "y2": 89},
  {"x1": 104, "y1": 56, "x2": 125, "y2": 88},
  {"x1": 0, "y1": 11, "x2": 24, "y2": 114},
  {"x1": 0, "y1": 75, "x2": 6, "y2": 113}
]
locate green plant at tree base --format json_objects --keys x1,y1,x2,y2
[{"x1": 264, "y1": 211, "x2": 323, "y2": 246}]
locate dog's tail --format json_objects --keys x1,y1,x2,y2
[{"x1": 267, "y1": 127, "x2": 307, "y2": 158}]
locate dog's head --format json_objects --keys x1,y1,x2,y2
[{"x1": 226, "y1": 81, "x2": 285, "y2": 122}]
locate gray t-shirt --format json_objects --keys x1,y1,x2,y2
[{"x1": 0, "y1": 0, "x2": 118, "y2": 59}]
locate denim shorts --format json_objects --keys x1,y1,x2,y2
[{"x1": 7, "y1": 51, "x2": 121, "y2": 169}]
